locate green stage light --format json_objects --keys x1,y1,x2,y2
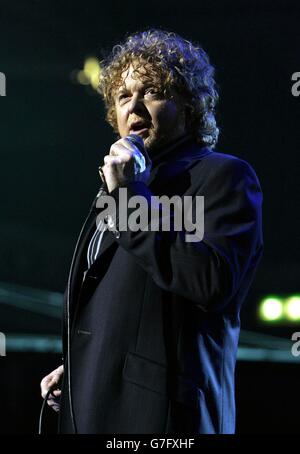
[
  {"x1": 259, "y1": 297, "x2": 283, "y2": 322},
  {"x1": 285, "y1": 296, "x2": 300, "y2": 321}
]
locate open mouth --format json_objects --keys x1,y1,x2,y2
[
  {"x1": 130, "y1": 128, "x2": 149, "y2": 136},
  {"x1": 129, "y1": 121, "x2": 151, "y2": 136}
]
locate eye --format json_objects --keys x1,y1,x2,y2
[
  {"x1": 145, "y1": 87, "x2": 159, "y2": 96},
  {"x1": 118, "y1": 93, "x2": 130, "y2": 103}
]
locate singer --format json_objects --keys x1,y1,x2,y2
[{"x1": 40, "y1": 29, "x2": 263, "y2": 433}]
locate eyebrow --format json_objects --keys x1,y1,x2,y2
[
  {"x1": 117, "y1": 81, "x2": 159, "y2": 94},
  {"x1": 117, "y1": 87, "x2": 128, "y2": 94}
]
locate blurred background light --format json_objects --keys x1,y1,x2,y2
[
  {"x1": 259, "y1": 296, "x2": 283, "y2": 322},
  {"x1": 258, "y1": 294, "x2": 300, "y2": 323},
  {"x1": 285, "y1": 295, "x2": 300, "y2": 321},
  {"x1": 75, "y1": 57, "x2": 101, "y2": 90}
]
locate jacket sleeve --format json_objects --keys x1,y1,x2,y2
[{"x1": 106, "y1": 156, "x2": 263, "y2": 312}]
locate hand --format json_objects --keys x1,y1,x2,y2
[
  {"x1": 100, "y1": 135, "x2": 151, "y2": 193},
  {"x1": 40, "y1": 365, "x2": 64, "y2": 413}
]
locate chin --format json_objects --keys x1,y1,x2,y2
[
  {"x1": 145, "y1": 133, "x2": 170, "y2": 151},
  {"x1": 143, "y1": 134, "x2": 156, "y2": 150}
]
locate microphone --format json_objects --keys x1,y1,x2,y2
[
  {"x1": 126, "y1": 133, "x2": 145, "y2": 154},
  {"x1": 96, "y1": 134, "x2": 148, "y2": 198}
]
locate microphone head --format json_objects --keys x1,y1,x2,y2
[
  {"x1": 126, "y1": 133, "x2": 152, "y2": 168},
  {"x1": 126, "y1": 134, "x2": 145, "y2": 153}
]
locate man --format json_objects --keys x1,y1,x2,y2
[{"x1": 40, "y1": 29, "x2": 263, "y2": 433}]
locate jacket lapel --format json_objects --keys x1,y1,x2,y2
[{"x1": 68, "y1": 206, "x2": 98, "y2": 311}]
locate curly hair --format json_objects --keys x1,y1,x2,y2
[{"x1": 98, "y1": 29, "x2": 219, "y2": 147}]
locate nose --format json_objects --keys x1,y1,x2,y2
[{"x1": 127, "y1": 93, "x2": 146, "y2": 116}]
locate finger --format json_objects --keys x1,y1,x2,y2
[
  {"x1": 52, "y1": 390, "x2": 61, "y2": 397},
  {"x1": 55, "y1": 365, "x2": 64, "y2": 375},
  {"x1": 41, "y1": 366, "x2": 63, "y2": 387},
  {"x1": 120, "y1": 136, "x2": 151, "y2": 167},
  {"x1": 49, "y1": 374, "x2": 61, "y2": 388},
  {"x1": 47, "y1": 398, "x2": 60, "y2": 412},
  {"x1": 47, "y1": 395, "x2": 60, "y2": 403},
  {"x1": 41, "y1": 373, "x2": 54, "y2": 386},
  {"x1": 52, "y1": 368, "x2": 63, "y2": 381},
  {"x1": 41, "y1": 383, "x2": 56, "y2": 398},
  {"x1": 47, "y1": 393, "x2": 60, "y2": 404},
  {"x1": 110, "y1": 143, "x2": 133, "y2": 158},
  {"x1": 41, "y1": 389, "x2": 48, "y2": 399},
  {"x1": 101, "y1": 164, "x2": 116, "y2": 181},
  {"x1": 41, "y1": 378, "x2": 53, "y2": 398},
  {"x1": 103, "y1": 155, "x2": 125, "y2": 166},
  {"x1": 41, "y1": 366, "x2": 64, "y2": 398},
  {"x1": 117, "y1": 134, "x2": 145, "y2": 151},
  {"x1": 41, "y1": 375, "x2": 60, "y2": 398},
  {"x1": 119, "y1": 137, "x2": 138, "y2": 152}
]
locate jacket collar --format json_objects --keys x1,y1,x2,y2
[{"x1": 150, "y1": 133, "x2": 213, "y2": 167}]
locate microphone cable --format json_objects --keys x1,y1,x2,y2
[{"x1": 38, "y1": 389, "x2": 52, "y2": 434}]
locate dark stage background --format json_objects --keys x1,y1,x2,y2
[{"x1": 0, "y1": 0, "x2": 300, "y2": 435}]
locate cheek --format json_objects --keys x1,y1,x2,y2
[
  {"x1": 154, "y1": 101, "x2": 179, "y2": 127},
  {"x1": 115, "y1": 107, "x2": 126, "y2": 132}
]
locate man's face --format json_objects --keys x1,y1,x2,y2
[{"x1": 114, "y1": 63, "x2": 187, "y2": 151}]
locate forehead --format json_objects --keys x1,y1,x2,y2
[{"x1": 117, "y1": 62, "x2": 159, "y2": 91}]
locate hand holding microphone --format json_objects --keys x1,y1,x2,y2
[
  {"x1": 40, "y1": 365, "x2": 64, "y2": 413},
  {"x1": 99, "y1": 134, "x2": 152, "y2": 193}
]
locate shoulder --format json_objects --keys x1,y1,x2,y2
[
  {"x1": 203, "y1": 149, "x2": 255, "y2": 171},
  {"x1": 186, "y1": 148, "x2": 262, "y2": 198},
  {"x1": 195, "y1": 149, "x2": 261, "y2": 186}
]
